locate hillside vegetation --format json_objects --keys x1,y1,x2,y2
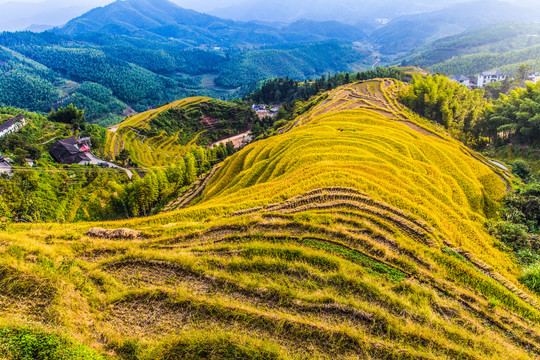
[
  {"x1": 105, "y1": 97, "x2": 256, "y2": 167},
  {"x1": 3, "y1": 79, "x2": 540, "y2": 360},
  {"x1": 400, "y1": 22, "x2": 540, "y2": 77}
]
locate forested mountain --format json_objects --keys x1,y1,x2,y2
[
  {"x1": 0, "y1": 0, "x2": 375, "y2": 125},
  {"x1": 371, "y1": 0, "x2": 537, "y2": 55},
  {"x1": 400, "y1": 22, "x2": 540, "y2": 76},
  {"x1": 59, "y1": 0, "x2": 285, "y2": 48},
  {"x1": 401, "y1": 23, "x2": 540, "y2": 67}
]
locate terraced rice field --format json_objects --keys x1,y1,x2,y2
[
  {"x1": 2, "y1": 79, "x2": 537, "y2": 360},
  {"x1": 105, "y1": 97, "x2": 210, "y2": 167}
]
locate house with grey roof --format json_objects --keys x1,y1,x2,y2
[
  {"x1": 450, "y1": 75, "x2": 472, "y2": 88},
  {"x1": 477, "y1": 71, "x2": 507, "y2": 88},
  {"x1": 0, "y1": 115, "x2": 26, "y2": 138},
  {"x1": 49, "y1": 137, "x2": 91, "y2": 165}
]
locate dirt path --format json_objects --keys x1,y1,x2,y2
[{"x1": 213, "y1": 132, "x2": 251, "y2": 149}]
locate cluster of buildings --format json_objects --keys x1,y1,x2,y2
[
  {"x1": 252, "y1": 104, "x2": 280, "y2": 119},
  {"x1": 527, "y1": 72, "x2": 540, "y2": 83},
  {"x1": 451, "y1": 70, "x2": 540, "y2": 89}
]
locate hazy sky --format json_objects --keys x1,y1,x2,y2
[
  {"x1": 0, "y1": 0, "x2": 536, "y2": 9},
  {"x1": 0, "y1": 0, "x2": 538, "y2": 32},
  {"x1": 0, "y1": 0, "x2": 531, "y2": 8}
]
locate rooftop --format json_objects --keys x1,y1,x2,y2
[
  {"x1": 480, "y1": 70, "x2": 505, "y2": 77},
  {"x1": 0, "y1": 115, "x2": 25, "y2": 133}
]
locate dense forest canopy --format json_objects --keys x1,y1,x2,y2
[{"x1": 0, "y1": 13, "x2": 373, "y2": 126}]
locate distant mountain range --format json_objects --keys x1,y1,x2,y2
[
  {"x1": 371, "y1": 0, "x2": 540, "y2": 54},
  {"x1": 205, "y1": 0, "x2": 473, "y2": 24},
  {"x1": 57, "y1": 0, "x2": 369, "y2": 47}
]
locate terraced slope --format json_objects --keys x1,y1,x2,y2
[
  {"x1": 105, "y1": 97, "x2": 209, "y2": 167},
  {"x1": 105, "y1": 97, "x2": 256, "y2": 167},
  {"x1": 2, "y1": 79, "x2": 538, "y2": 360}
]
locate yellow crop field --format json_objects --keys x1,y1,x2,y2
[
  {"x1": 2, "y1": 79, "x2": 537, "y2": 360},
  {"x1": 104, "y1": 97, "x2": 211, "y2": 167}
]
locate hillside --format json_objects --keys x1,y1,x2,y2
[
  {"x1": 3, "y1": 79, "x2": 540, "y2": 359},
  {"x1": 105, "y1": 97, "x2": 257, "y2": 167},
  {"x1": 371, "y1": 1, "x2": 538, "y2": 55},
  {"x1": 399, "y1": 22, "x2": 540, "y2": 77}
]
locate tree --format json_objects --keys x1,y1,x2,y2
[
  {"x1": 184, "y1": 152, "x2": 197, "y2": 184},
  {"x1": 399, "y1": 75, "x2": 487, "y2": 144},
  {"x1": 48, "y1": 104, "x2": 86, "y2": 130},
  {"x1": 226, "y1": 141, "x2": 235, "y2": 156},
  {"x1": 250, "y1": 122, "x2": 263, "y2": 138},
  {"x1": 117, "y1": 149, "x2": 130, "y2": 164},
  {"x1": 484, "y1": 82, "x2": 540, "y2": 146},
  {"x1": 167, "y1": 158, "x2": 186, "y2": 187},
  {"x1": 512, "y1": 160, "x2": 531, "y2": 181},
  {"x1": 517, "y1": 64, "x2": 531, "y2": 87}
]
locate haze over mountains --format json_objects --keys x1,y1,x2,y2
[
  {"x1": 0, "y1": 0, "x2": 111, "y2": 31},
  {"x1": 1, "y1": 0, "x2": 539, "y2": 32}
]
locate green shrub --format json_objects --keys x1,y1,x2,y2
[
  {"x1": 520, "y1": 263, "x2": 540, "y2": 295},
  {"x1": 151, "y1": 331, "x2": 284, "y2": 360},
  {"x1": 0, "y1": 327, "x2": 103, "y2": 360},
  {"x1": 487, "y1": 220, "x2": 534, "y2": 252},
  {"x1": 512, "y1": 160, "x2": 531, "y2": 181}
]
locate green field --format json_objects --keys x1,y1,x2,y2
[{"x1": 2, "y1": 79, "x2": 539, "y2": 360}]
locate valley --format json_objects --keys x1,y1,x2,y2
[{"x1": 2, "y1": 78, "x2": 539, "y2": 360}]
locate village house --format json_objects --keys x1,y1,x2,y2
[
  {"x1": 477, "y1": 71, "x2": 507, "y2": 88},
  {"x1": 450, "y1": 75, "x2": 471, "y2": 88},
  {"x1": 253, "y1": 104, "x2": 280, "y2": 119},
  {"x1": 0, "y1": 154, "x2": 11, "y2": 175},
  {"x1": 49, "y1": 137, "x2": 92, "y2": 165},
  {"x1": 0, "y1": 115, "x2": 26, "y2": 138}
]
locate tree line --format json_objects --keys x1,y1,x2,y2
[
  {"x1": 246, "y1": 67, "x2": 405, "y2": 105},
  {"x1": 399, "y1": 74, "x2": 540, "y2": 148}
]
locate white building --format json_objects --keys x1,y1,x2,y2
[
  {"x1": 477, "y1": 71, "x2": 507, "y2": 88},
  {"x1": 0, "y1": 115, "x2": 26, "y2": 138}
]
